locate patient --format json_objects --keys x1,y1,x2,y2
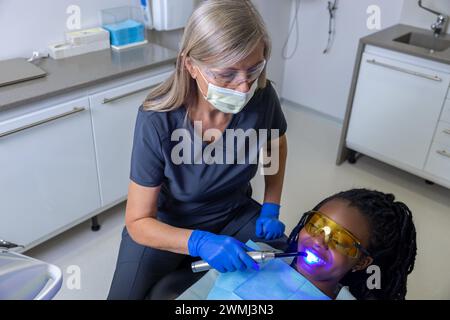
[
  {"x1": 286, "y1": 188, "x2": 417, "y2": 300},
  {"x1": 178, "y1": 188, "x2": 417, "y2": 300}
]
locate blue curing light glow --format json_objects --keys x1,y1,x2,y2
[{"x1": 304, "y1": 249, "x2": 320, "y2": 265}]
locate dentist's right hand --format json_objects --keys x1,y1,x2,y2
[{"x1": 188, "y1": 230, "x2": 260, "y2": 273}]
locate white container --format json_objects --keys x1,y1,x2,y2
[
  {"x1": 152, "y1": 0, "x2": 195, "y2": 31},
  {"x1": 48, "y1": 40, "x2": 110, "y2": 60},
  {"x1": 66, "y1": 27, "x2": 110, "y2": 46}
]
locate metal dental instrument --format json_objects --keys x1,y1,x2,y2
[{"x1": 191, "y1": 251, "x2": 308, "y2": 273}]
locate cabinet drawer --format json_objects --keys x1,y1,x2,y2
[
  {"x1": 434, "y1": 121, "x2": 450, "y2": 148},
  {"x1": 425, "y1": 143, "x2": 450, "y2": 182},
  {"x1": 442, "y1": 100, "x2": 450, "y2": 123}
]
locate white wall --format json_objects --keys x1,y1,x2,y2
[
  {"x1": 148, "y1": 0, "x2": 293, "y2": 92},
  {"x1": 0, "y1": 0, "x2": 144, "y2": 60},
  {"x1": 401, "y1": 0, "x2": 450, "y2": 33},
  {"x1": 253, "y1": 0, "x2": 293, "y2": 92},
  {"x1": 0, "y1": 0, "x2": 290, "y2": 89},
  {"x1": 281, "y1": 0, "x2": 405, "y2": 121},
  {"x1": 281, "y1": 0, "x2": 450, "y2": 121},
  {"x1": 7, "y1": 0, "x2": 443, "y2": 115}
]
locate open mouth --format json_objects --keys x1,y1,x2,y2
[{"x1": 303, "y1": 249, "x2": 327, "y2": 266}]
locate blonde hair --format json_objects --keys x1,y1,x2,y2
[{"x1": 143, "y1": 0, "x2": 272, "y2": 112}]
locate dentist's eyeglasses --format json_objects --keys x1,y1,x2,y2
[{"x1": 200, "y1": 59, "x2": 266, "y2": 87}]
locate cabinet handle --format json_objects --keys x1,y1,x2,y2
[
  {"x1": 366, "y1": 59, "x2": 442, "y2": 82},
  {"x1": 443, "y1": 129, "x2": 450, "y2": 135},
  {"x1": 437, "y1": 150, "x2": 450, "y2": 159},
  {"x1": 0, "y1": 107, "x2": 86, "y2": 139},
  {"x1": 102, "y1": 84, "x2": 159, "y2": 104}
]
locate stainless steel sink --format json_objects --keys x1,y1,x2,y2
[{"x1": 394, "y1": 32, "x2": 450, "y2": 52}]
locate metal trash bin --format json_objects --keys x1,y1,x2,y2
[{"x1": 0, "y1": 250, "x2": 63, "y2": 300}]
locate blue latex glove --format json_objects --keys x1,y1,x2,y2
[
  {"x1": 188, "y1": 230, "x2": 260, "y2": 273},
  {"x1": 255, "y1": 203, "x2": 285, "y2": 240}
]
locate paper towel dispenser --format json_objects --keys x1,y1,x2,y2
[{"x1": 151, "y1": 0, "x2": 196, "y2": 31}]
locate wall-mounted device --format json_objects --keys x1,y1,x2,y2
[
  {"x1": 150, "y1": 0, "x2": 196, "y2": 31},
  {"x1": 140, "y1": 0, "x2": 154, "y2": 29}
]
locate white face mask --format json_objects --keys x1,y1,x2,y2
[{"x1": 197, "y1": 68, "x2": 258, "y2": 114}]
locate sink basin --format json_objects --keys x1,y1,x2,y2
[{"x1": 394, "y1": 32, "x2": 450, "y2": 52}]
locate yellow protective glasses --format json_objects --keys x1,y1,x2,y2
[{"x1": 304, "y1": 211, "x2": 371, "y2": 259}]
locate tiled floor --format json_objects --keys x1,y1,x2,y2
[{"x1": 27, "y1": 102, "x2": 450, "y2": 299}]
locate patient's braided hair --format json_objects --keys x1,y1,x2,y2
[{"x1": 286, "y1": 188, "x2": 417, "y2": 300}]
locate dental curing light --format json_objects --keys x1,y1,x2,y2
[{"x1": 191, "y1": 251, "x2": 308, "y2": 273}]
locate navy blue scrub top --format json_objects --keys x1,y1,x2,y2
[{"x1": 129, "y1": 80, "x2": 287, "y2": 231}]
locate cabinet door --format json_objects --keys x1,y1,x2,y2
[
  {"x1": 347, "y1": 52, "x2": 450, "y2": 170},
  {"x1": 0, "y1": 98, "x2": 101, "y2": 247},
  {"x1": 89, "y1": 71, "x2": 172, "y2": 206}
]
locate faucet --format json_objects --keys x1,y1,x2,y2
[
  {"x1": 27, "y1": 51, "x2": 49, "y2": 63},
  {"x1": 431, "y1": 15, "x2": 447, "y2": 37},
  {"x1": 0, "y1": 239, "x2": 24, "y2": 250},
  {"x1": 418, "y1": 0, "x2": 448, "y2": 37}
]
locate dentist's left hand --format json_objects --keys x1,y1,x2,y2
[
  {"x1": 255, "y1": 203, "x2": 285, "y2": 240},
  {"x1": 188, "y1": 230, "x2": 260, "y2": 273}
]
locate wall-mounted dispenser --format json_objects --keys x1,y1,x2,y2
[{"x1": 151, "y1": 0, "x2": 196, "y2": 31}]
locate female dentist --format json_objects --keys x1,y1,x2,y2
[{"x1": 108, "y1": 0, "x2": 288, "y2": 300}]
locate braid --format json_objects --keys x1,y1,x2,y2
[{"x1": 287, "y1": 188, "x2": 417, "y2": 300}]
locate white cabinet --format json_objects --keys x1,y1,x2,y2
[
  {"x1": 347, "y1": 48, "x2": 450, "y2": 171},
  {"x1": 425, "y1": 143, "x2": 450, "y2": 182},
  {"x1": 0, "y1": 67, "x2": 174, "y2": 249},
  {"x1": 0, "y1": 98, "x2": 101, "y2": 247},
  {"x1": 424, "y1": 100, "x2": 450, "y2": 185},
  {"x1": 433, "y1": 121, "x2": 450, "y2": 148},
  {"x1": 89, "y1": 72, "x2": 172, "y2": 206}
]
